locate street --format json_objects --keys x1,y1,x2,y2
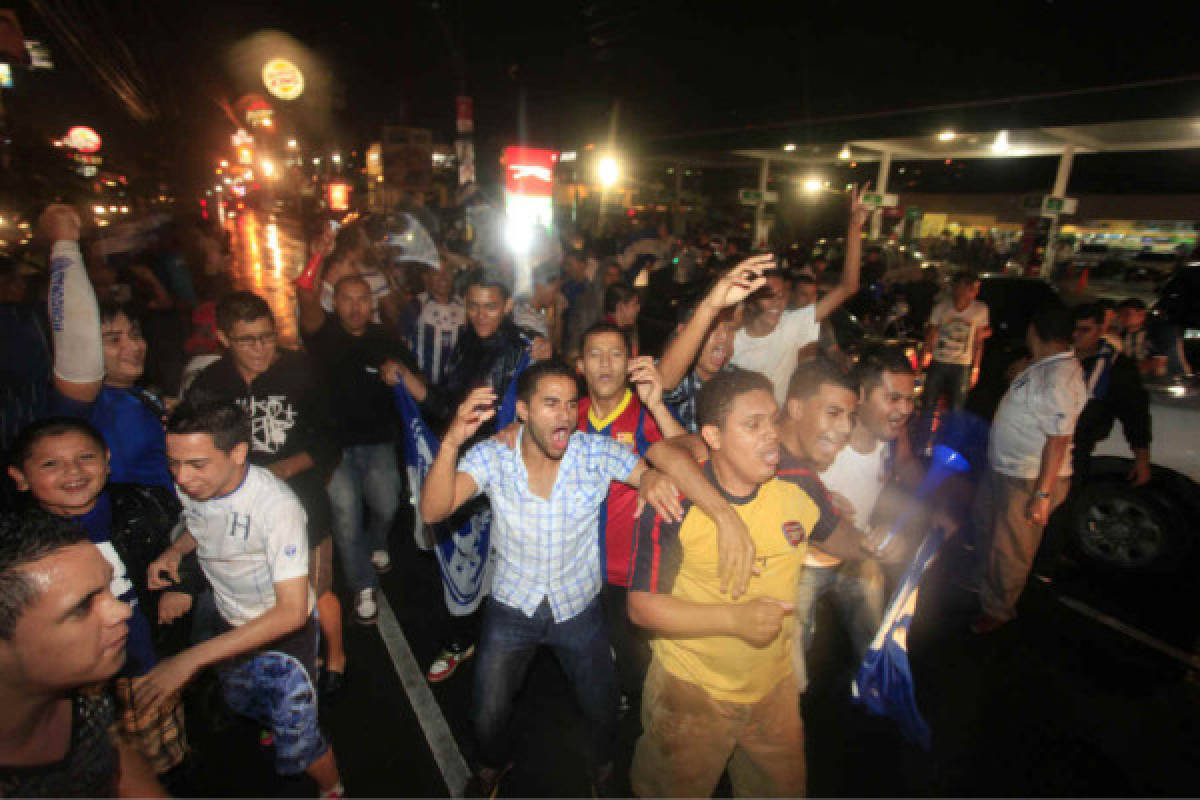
[{"x1": 187, "y1": 210, "x2": 1200, "y2": 797}]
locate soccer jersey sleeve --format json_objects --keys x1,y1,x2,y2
[
  {"x1": 263, "y1": 492, "x2": 310, "y2": 584},
  {"x1": 629, "y1": 502, "x2": 690, "y2": 594}
]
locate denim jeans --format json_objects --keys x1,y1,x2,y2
[
  {"x1": 473, "y1": 595, "x2": 617, "y2": 772},
  {"x1": 792, "y1": 559, "x2": 885, "y2": 690},
  {"x1": 921, "y1": 361, "x2": 970, "y2": 445},
  {"x1": 327, "y1": 442, "x2": 402, "y2": 593}
]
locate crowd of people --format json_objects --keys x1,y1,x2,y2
[{"x1": 0, "y1": 186, "x2": 1160, "y2": 797}]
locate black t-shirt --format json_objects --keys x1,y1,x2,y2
[
  {"x1": 304, "y1": 315, "x2": 419, "y2": 447},
  {"x1": 0, "y1": 693, "x2": 118, "y2": 798}
]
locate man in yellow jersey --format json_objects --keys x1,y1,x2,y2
[{"x1": 627, "y1": 368, "x2": 838, "y2": 797}]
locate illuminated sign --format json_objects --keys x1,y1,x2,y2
[
  {"x1": 502, "y1": 146, "x2": 556, "y2": 273},
  {"x1": 328, "y1": 182, "x2": 351, "y2": 212},
  {"x1": 262, "y1": 58, "x2": 304, "y2": 100},
  {"x1": 0, "y1": 63, "x2": 10, "y2": 89},
  {"x1": 64, "y1": 125, "x2": 102, "y2": 153}
]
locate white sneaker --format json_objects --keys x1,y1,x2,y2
[
  {"x1": 371, "y1": 549, "x2": 392, "y2": 574},
  {"x1": 354, "y1": 589, "x2": 378, "y2": 625}
]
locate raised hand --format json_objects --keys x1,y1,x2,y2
[
  {"x1": 849, "y1": 182, "x2": 873, "y2": 230},
  {"x1": 628, "y1": 357, "x2": 666, "y2": 410},
  {"x1": 39, "y1": 204, "x2": 82, "y2": 242},
  {"x1": 703, "y1": 253, "x2": 774, "y2": 311},
  {"x1": 447, "y1": 386, "x2": 498, "y2": 447}
]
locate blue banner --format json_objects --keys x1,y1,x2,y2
[{"x1": 851, "y1": 524, "x2": 948, "y2": 750}]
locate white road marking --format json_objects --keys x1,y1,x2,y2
[
  {"x1": 1058, "y1": 595, "x2": 1200, "y2": 670},
  {"x1": 375, "y1": 591, "x2": 471, "y2": 797}
]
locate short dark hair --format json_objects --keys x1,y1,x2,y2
[
  {"x1": 166, "y1": 400, "x2": 251, "y2": 453},
  {"x1": 97, "y1": 299, "x2": 141, "y2": 329},
  {"x1": 516, "y1": 359, "x2": 578, "y2": 405},
  {"x1": 215, "y1": 291, "x2": 273, "y2": 333},
  {"x1": 332, "y1": 273, "x2": 371, "y2": 297},
  {"x1": 696, "y1": 368, "x2": 775, "y2": 430},
  {"x1": 464, "y1": 268, "x2": 511, "y2": 301},
  {"x1": 786, "y1": 356, "x2": 858, "y2": 403},
  {"x1": 1072, "y1": 302, "x2": 1105, "y2": 325},
  {"x1": 0, "y1": 511, "x2": 88, "y2": 639},
  {"x1": 603, "y1": 283, "x2": 638, "y2": 315},
  {"x1": 851, "y1": 345, "x2": 915, "y2": 397},
  {"x1": 1029, "y1": 303, "x2": 1073, "y2": 345},
  {"x1": 580, "y1": 321, "x2": 630, "y2": 355},
  {"x1": 10, "y1": 417, "x2": 107, "y2": 469},
  {"x1": 952, "y1": 269, "x2": 980, "y2": 286}
]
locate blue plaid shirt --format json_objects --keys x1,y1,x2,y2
[{"x1": 459, "y1": 430, "x2": 641, "y2": 621}]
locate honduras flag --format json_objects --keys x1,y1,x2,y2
[
  {"x1": 394, "y1": 353, "x2": 530, "y2": 615},
  {"x1": 851, "y1": 524, "x2": 948, "y2": 750}
]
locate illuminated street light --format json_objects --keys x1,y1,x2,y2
[
  {"x1": 312, "y1": 157, "x2": 321, "y2": 166},
  {"x1": 597, "y1": 156, "x2": 620, "y2": 188},
  {"x1": 94, "y1": 205, "x2": 107, "y2": 214},
  {"x1": 937, "y1": 130, "x2": 957, "y2": 141},
  {"x1": 331, "y1": 152, "x2": 342, "y2": 165},
  {"x1": 261, "y1": 159, "x2": 275, "y2": 178},
  {"x1": 287, "y1": 138, "x2": 298, "y2": 149},
  {"x1": 783, "y1": 143, "x2": 797, "y2": 152},
  {"x1": 119, "y1": 206, "x2": 129, "y2": 214},
  {"x1": 802, "y1": 178, "x2": 823, "y2": 193},
  {"x1": 991, "y1": 130, "x2": 1010, "y2": 154},
  {"x1": 838, "y1": 146, "x2": 851, "y2": 160}
]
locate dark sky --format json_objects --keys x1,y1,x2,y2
[{"x1": 7, "y1": 0, "x2": 1199, "y2": 193}]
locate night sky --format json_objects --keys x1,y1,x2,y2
[{"x1": 6, "y1": 0, "x2": 1199, "y2": 194}]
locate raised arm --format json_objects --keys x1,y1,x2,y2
[
  {"x1": 418, "y1": 386, "x2": 494, "y2": 523},
  {"x1": 43, "y1": 205, "x2": 104, "y2": 404},
  {"x1": 657, "y1": 254, "x2": 771, "y2": 389},
  {"x1": 296, "y1": 228, "x2": 335, "y2": 336},
  {"x1": 628, "y1": 356, "x2": 685, "y2": 439},
  {"x1": 814, "y1": 184, "x2": 871, "y2": 323}
]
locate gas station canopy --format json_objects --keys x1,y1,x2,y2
[{"x1": 730, "y1": 116, "x2": 1200, "y2": 165}]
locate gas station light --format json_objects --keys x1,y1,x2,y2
[{"x1": 597, "y1": 156, "x2": 619, "y2": 188}]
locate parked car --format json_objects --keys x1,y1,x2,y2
[{"x1": 1067, "y1": 375, "x2": 1200, "y2": 572}]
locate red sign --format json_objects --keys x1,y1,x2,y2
[
  {"x1": 503, "y1": 147, "x2": 556, "y2": 197},
  {"x1": 328, "y1": 182, "x2": 351, "y2": 212}
]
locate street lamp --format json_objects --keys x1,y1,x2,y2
[
  {"x1": 597, "y1": 156, "x2": 619, "y2": 188},
  {"x1": 802, "y1": 177, "x2": 823, "y2": 193}
]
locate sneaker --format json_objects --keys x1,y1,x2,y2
[
  {"x1": 354, "y1": 589, "x2": 378, "y2": 625},
  {"x1": 427, "y1": 643, "x2": 475, "y2": 683},
  {"x1": 371, "y1": 549, "x2": 392, "y2": 574}
]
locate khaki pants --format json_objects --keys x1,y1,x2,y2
[
  {"x1": 974, "y1": 469, "x2": 1069, "y2": 621},
  {"x1": 630, "y1": 660, "x2": 806, "y2": 798}
]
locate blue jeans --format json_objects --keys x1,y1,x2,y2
[
  {"x1": 793, "y1": 560, "x2": 885, "y2": 690},
  {"x1": 327, "y1": 443, "x2": 402, "y2": 593},
  {"x1": 473, "y1": 596, "x2": 617, "y2": 772}
]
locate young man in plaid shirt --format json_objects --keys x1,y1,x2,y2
[{"x1": 420, "y1": 359, "x2": 755, "y2": 797}]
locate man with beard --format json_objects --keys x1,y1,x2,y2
[{"x1": 421, "y1": 360, "x2": 752, "y2": 797}]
